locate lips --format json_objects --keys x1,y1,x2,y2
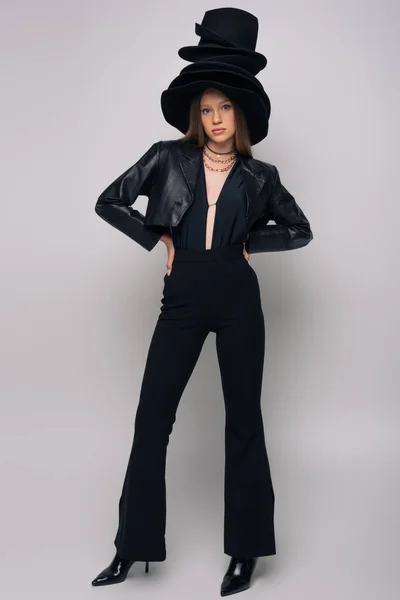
[{"x1": 212, "y1": 128, "x2": 225, "y2": 133}]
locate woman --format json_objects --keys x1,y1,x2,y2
[{"x1": 91, "y1": 8, "x2": 313, "y2": 597}]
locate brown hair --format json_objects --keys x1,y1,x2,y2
[{"x1": 178, "y1": 91, "x2": 253, "y2": 157}]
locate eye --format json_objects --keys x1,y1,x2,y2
[
  {"x1": 222, "y1": 104, "x2": 231, "y2": 110},
  {"x1": 201, "y1": 108, "x2": 210, "y2": 114}
]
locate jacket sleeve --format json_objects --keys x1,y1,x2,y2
[
  {"x1": 95, "y1": 141, "x2": 164, "y2": 252},
  {"x1": 245, "y1": 165, "x2": 314, "y2": 254}
]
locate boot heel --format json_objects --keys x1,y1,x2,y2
[{"x1": 145, "y1": 561, "x2": 150, "y2": 573}]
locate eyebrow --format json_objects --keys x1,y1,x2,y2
[{"x1": 200, "y1": 100, "x2": 230, "y2": 108}]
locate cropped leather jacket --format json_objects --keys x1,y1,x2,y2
[{"x1": 95, "y1": 139, "x2": 314, "y2": 254}]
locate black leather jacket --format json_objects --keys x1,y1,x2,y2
[{"x1": 95, "y1": 139, "x2": 313, "y2": 254}]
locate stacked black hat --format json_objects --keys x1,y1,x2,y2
[{"x1": 160, "y1": 7, "x2": 271, "y2": 145}]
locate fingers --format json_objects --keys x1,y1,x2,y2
[
  {"x1": 166, "y1": 245, "x2": 175, "y2": 276},
  {"x1": 243, "y1": 248, "x2": 250, "y2": 262}
]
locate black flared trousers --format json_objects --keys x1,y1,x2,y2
[{"x1": 114, "y1": 244, "x2": 276, "y2": 561}]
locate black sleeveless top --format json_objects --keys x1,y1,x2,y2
[{"x1": 171, "y1": 157, "x2": 247, "y2": 250}]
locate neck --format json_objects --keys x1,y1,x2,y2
[{"x1": 206, "y1": 138, "x2": 236, "y2": 154}]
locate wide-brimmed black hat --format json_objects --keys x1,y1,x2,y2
[
  {"x1": 161, "y1": 8, "x2": 271, "y2": 145},
  {"x1": 161, "y1": 78, "x2": 271, "y2": 146}
]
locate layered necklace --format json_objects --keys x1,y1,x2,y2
[{"x1": 203, "y1": 141, "x2": 238, "y2": 172}]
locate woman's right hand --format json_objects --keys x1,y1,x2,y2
[{"x1": 160, "y1": 233, "x2": 175, "y2": 276}]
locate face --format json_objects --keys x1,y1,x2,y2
[{"x1": 200, "y1": 89, "x2": 236, "y2": 145}]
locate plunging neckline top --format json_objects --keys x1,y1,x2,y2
[
  {"x1": 201, "y1": 157, "x2": 237, "y2": 206},
  {"x1": 171, "y1": 156, "x2": 247, "y2": 251}
]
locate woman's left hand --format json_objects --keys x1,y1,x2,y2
[{"x1": 243, "y1": 248, "x2": 250, "y2": 262}]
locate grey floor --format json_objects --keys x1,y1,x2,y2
[{"x1": 3, "y1": 411, "x2": 397, "y2": 600}]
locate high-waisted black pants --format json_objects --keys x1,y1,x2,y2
[{"x1": 114, "y1": 243, "x2": 276, "y2": 561}]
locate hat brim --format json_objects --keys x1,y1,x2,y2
[
  {"x1": 178, "y1": 45, "x2": 267, "y2": 72},
  {"x1": 179, "y1": 60, "x2": 264, "y2": 86},
  {"x1": 167, "y1": 68, "x2": 268, "y2": 102},
  {"x1": 161, "y1": 80, "x2": 270, "y2": 145},
  {"x1": 194, "y1": 22, "x2": 237, "y2": 49},
  {"x1": 189, "y1": 53, "x2": 266, "y2": 76}
]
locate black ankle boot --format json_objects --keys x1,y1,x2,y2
[
  {"x1": 220, "y1": 557, "x2": 258, "y2": 596},
  {"x1": 91, "y1": 552, "x2": 150, "y2": 586}
]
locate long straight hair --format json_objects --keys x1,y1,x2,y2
[{"x1": 178, "y1": 93, "x2": 253, "y2": 157}]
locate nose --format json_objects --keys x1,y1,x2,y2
[{"x1": 212, "y1": 110, "x2": 222, "y2": 124}]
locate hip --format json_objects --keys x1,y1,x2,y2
[{"x1": 162, "y1": 244, "x2": 260, "y2": 304}]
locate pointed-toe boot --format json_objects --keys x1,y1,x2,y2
[
  {"x1": 91, "y1": 552, "x2": 150, "y2": 586},
  {"x1": 220, "y1": 556, "x2": 258, "y2": 596}
]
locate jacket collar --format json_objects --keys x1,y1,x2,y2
[{"x1": 178, "y1": 141, "x2": 267, "y2": 225}]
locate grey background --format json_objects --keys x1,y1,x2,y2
[{"x1": 1, "y1": 0, "x2": 399, "y2": 598}]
